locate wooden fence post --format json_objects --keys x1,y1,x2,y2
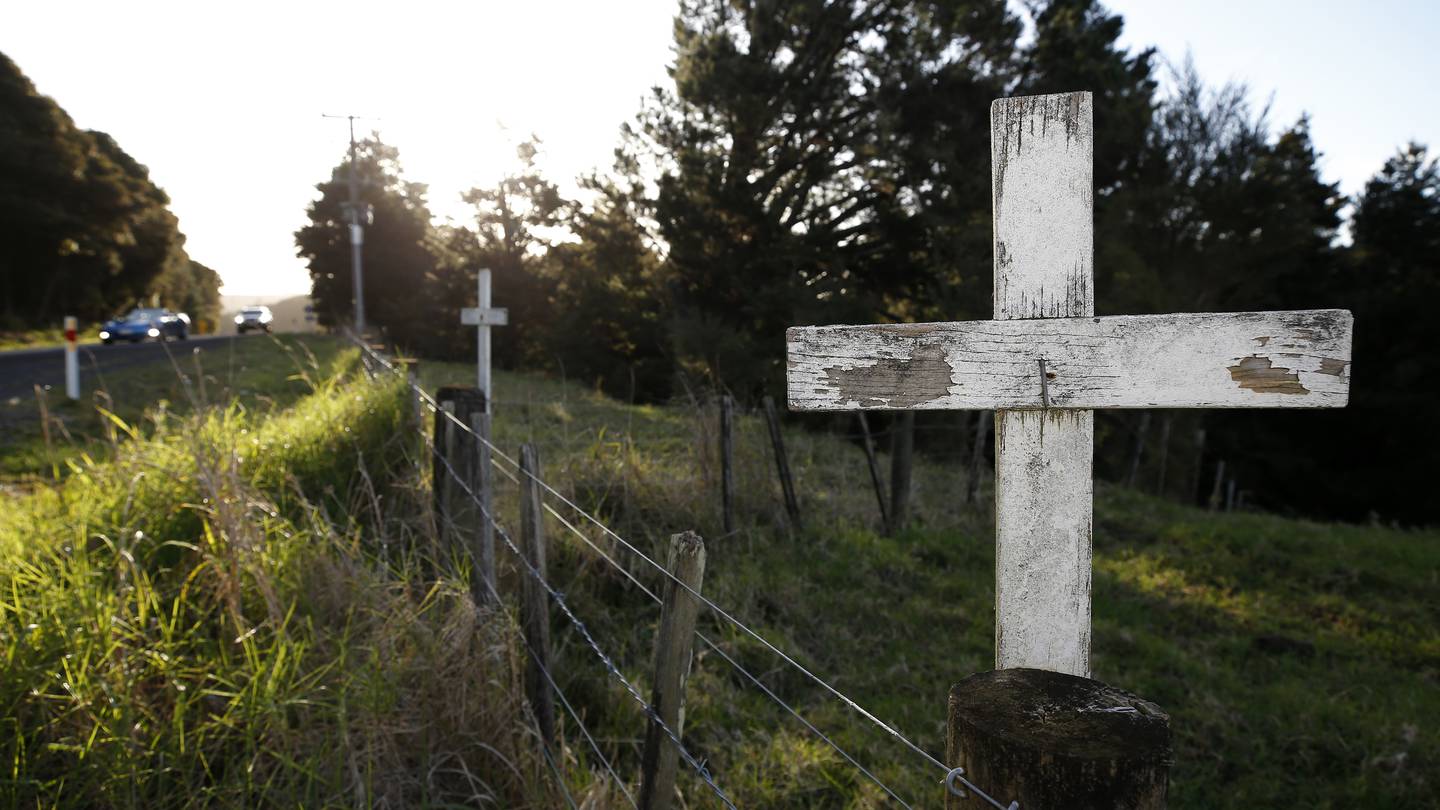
[
  {"x1": 433, "y1": 400, "x2": 454, "y2": 541},
  {"x1": 638, "y1": 531, "x2": 707, "y2": 810},
  {"x1": 436, "y1": 387, "x2": 486, "y2": 554},
  {"x1": 856, "y1": 412, "x2": 890, "y2": 529},
  {"x1": 1126, "y1": 411, "x2": 1152, "y2": 488},
  {"x1": 405, "y1": 366, "x2": 424, "y2": 469},
  {"x1": 887, "y1": 411, "x2": 914, "y2": 535},
  {"x1": 947, "y1": 668, "x2": 1171, "y2": 809},
  {"x1": 1191, "y1": 428, "x2": 1207, "y2": 505},
  {"x1": 1208, "y1": 458, "x2": 1227, "y2": 511},
  {"x1": 1155, "y1": 414, "x2": 1172, "y2": 496},
  {"x1": 761, "y1": 395, "x2": 801, "y2": 530},
  {"x1": 470, "y1": 406, "x2": 495, "y2": 604},
  {"x1": 966, "y1": 411, "x2": 991, "y2": 507},
  {"x1": 719, "y1": 395, "x2": 735, "y2": 535},
  {"x1": 519, "y1": 443, "x2": 556, "y2": 745}
]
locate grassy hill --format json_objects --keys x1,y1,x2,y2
[
  {"x1": 417, "y1": 358, "x2": 1437, "y2": 809},
  {"x1": 1, "y1": 340, "x2": 1433, "y2": 807}
]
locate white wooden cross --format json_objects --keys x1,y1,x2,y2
[
  {"x1": 786, "y1": 92, "x2": 1353, "y2": 676},
  {"x1": 460, "y1": 267, "x2": 508, "y2": 408}
]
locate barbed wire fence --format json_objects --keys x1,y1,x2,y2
[{"x1": 350, "y1": 335, "x2": 1020, "y2": 809}]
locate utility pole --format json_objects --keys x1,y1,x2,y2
[{"x1": 322, "y1": 114, "x2": 373, "y2": 332}]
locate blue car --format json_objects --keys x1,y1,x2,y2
[{"x1": 99, "y1": 308, "x2": 190, "y2": 344}]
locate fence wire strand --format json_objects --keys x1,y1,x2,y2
[
  {"x1": 353, "y1": 335, "x2": 1020, "y2": 810},
  {"x1": 417, "y1": 428, "x2": 637, "y2": 806},
  {"x1": 429, "y1": 438, "x2": 738, "y2": 810}
]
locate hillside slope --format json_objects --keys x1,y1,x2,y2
[{"x1": 418, "y1": 359, "x2": 1438, "y2": 809}]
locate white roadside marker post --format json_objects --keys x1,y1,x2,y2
[
  {"x1": 63, "y1": 316, "x2": 79, "y2": 400},
  {"x1": 786, "y1": 92, "x2": 1353, "y2": 677},
  {"x1": 460, "y1": 268, "x2": 508, "y2": 602}
]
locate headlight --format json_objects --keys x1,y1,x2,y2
[
  {"x1": 147, "y1": 327, "x2": 160, "y2": 337},
  {"x1": 99, "y1": 331, "x2": 110, "y2": 339},
  {"x1": 234, "y1": 315, "x2": 245, "y2": 324}
]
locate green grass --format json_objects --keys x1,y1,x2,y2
[
  {"x1": 0, "y1": 335, "x2": 350, "y2": 482},
  {"x1": 415, "y1": 359, "x2": 1438, "y2": 809},
  {"x1": 2, "y1": 340, "x2": 1432, "y2": 808},
  {"x1": 0, "y1": 343, "x2": 566, "y2": 807}
]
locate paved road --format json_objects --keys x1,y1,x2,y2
[{"x1": 0, "y1": 335, "x2": 236, "y2": 401}]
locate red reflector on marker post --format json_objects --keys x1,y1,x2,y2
[{"x1": 64, "y1": 316, "x2": 79, "y2": 400}]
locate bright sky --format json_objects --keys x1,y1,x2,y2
[{"x1": 1, "y1": 1, "x2": 1435, "y2": 297}]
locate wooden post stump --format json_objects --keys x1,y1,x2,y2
[{"x1": 946, "y1": 668, "x2": 1171, "y2": 810}]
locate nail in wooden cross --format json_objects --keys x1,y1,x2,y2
[{"x1": 785, "y1": 92, "x2": 1353, "y2": 676}]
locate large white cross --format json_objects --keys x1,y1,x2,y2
[
  {"x1": 786, "y1": 92, "x2": 1353, "y2": 676},
  {"x1": 460, "y1": 267, "x2": 508, "y2": 408}
]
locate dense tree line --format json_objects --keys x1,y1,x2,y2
[
  {"x1": 296, "y1": 0, "x2": 1436, "y2": 524},
  {"x1": 0, "y1": 52, "x2": 221, "y2": 331}
]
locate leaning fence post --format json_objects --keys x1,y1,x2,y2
[
  {"x1": 719, "y1": 395, "x2": 735, "y2": 536},
  {"x1": 887, "y1": 411, "x2": 914, "y2": 535},
  {"x1": 1208, "y1": 458, "x2": 1227, "y2": 511},
  {"x1": 946, "y1": 668, "x2": 1171, "y2": 809},
  {"x1": 519, "y1": 443, "x2": 556, "y2": 745},
  {"x1": 857, "y1": 412, "x2": 889, "y2": 529},
  {"x1": 761, "y1": 395, "x2": 801, "y2": 530},
  {"x1": 638, "y1": 531, "x2": 707, "y2": 810},
  {"x1": 966, "y1": 410, "x2": 991, "y2": 507},
  {"x1": 470, "y1": 407, "x2": 495, "y2": 604},
  {"x1": 1126, "y1": 411, "x2": 1152, "y2": 488}
]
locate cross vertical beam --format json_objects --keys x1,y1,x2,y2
[
  {"x1": 460, "y1": 267, "x2": 508, "y2": 408},
  {"x1": 992, "y1": 92, "x2": 1094, "y2": 676},
  {"x1": 477, "y1": 268, "x2": 494, "y2": 406}
]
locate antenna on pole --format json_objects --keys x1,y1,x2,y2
[{"x1": 322, "y1": 113, "x2": 380, "y2": 333}]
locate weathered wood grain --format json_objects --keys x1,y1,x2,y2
[
  {"x1": 993, "y1": 92, "x2": 1094, "y2": 320},
  {"x1": 994, "y1": 408, "x2": 1094, "y2": 672},
  {"x1": 993, "y1": 92, "x2": 1095, "y2": 678},
  {"x1": 785, "y1": 309, "x2": 1353, "y2": 411},
  {"x1": 947, "y1": 668, "x2": 1171, "y2": 809}
]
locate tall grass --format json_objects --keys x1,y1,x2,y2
[{"x1": 0, "y1": 350, "x2": 582, "y2": 807}]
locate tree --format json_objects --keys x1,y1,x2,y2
[
  {"x1": 1315, "y1": 144, "x2": 1440, "y2": 523},
  {"x1": 0, "y1": 51, "x2": 191, "y2": 327},
  {"x1": 639, "y1": 0, "x2": 1023, "y2": 396},
  {"x1": 295, "y1": 136, "x2": 439, "y2": 347},
  {"x1": 546, "y1": 174, "x2": 670, "y2": 400},
  {"x1": 455, "y1": 139, "x2": 565, "y2": 369}
]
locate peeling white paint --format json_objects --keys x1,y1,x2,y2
[
  {"x1": 785, "y1": 309, "x2": 1353, "y2": 411},
  {"x1": 782, "y1": 90, "x2": 1354, "y2": 681}
]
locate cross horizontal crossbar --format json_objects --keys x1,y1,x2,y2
[
  {"x1": 787, "y1": 308, "x2": 1351, "y2": 411},
  {"x1": 461, "y1": 307, "x2": 509, "y2": 326}
]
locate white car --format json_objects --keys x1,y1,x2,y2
[{"x1": 235, "y1": 306, "x2": 274, "y2": 334}]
